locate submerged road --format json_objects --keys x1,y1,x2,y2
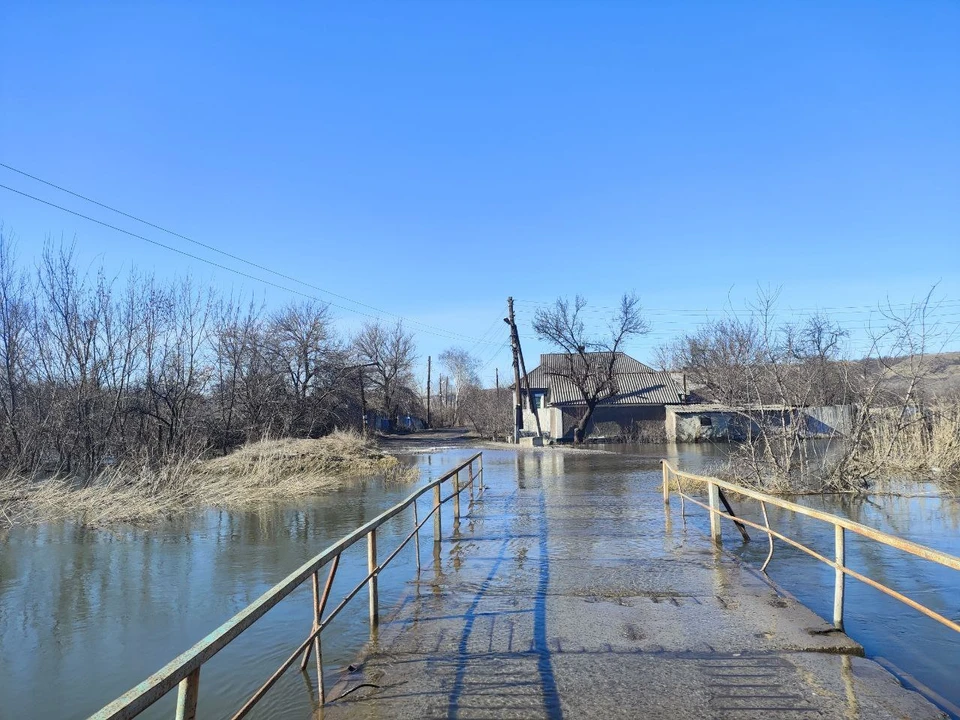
[{"x1": 323, "y1": 448, "x2": 944, "y2": 719}]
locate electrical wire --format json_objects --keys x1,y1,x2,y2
[
  {"x1": 0, "y1": 180, "x2": 502, "y2": 345},
  {"x1": 0, "y1": 182, "x2": 502, "y2": 345}
]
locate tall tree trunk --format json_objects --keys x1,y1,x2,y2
[{"x1": 574, "y1": 402, "x2": 597, "y2": 444}]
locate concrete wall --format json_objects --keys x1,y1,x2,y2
[
  {"x1": 666, "y1": 408, "x2": 758, "y2": 442},
  {"x1": 665, "y1": 405, "x2": 854, "y2": 442},
  {"x1": 556, "y1": 405, "x2": 665, "y2": 442},
  {"x1": 520, "y1": 402, "x2": 562, "y2": 440},
  {"x1": 805, "y1": 405, "x2": 853, "y2": 436}
]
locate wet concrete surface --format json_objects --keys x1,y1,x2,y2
[{"x1": 322, "y1": 449, "x2": 945, "y2": 719}]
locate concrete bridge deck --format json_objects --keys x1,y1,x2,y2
[{"x1": 324, "y1": 449, "x2": 944, "y2": 719}]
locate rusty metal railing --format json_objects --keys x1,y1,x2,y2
[
  {"x1": 661, "y1": 460, "x2": 960, "y2": 635},
  {"x1": 90, "y1": 452, "x2": 485, "y2": 720}
]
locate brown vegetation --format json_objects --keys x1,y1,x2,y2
[
  {"x1": 660, "y1": 288, "x2": 960, "y2": 492},
  {"x1": 0, "y1": 431, "x2": 416, "y2": 528},
  {"x1": 0, "y1": 232, "x2": 425, "y2": 478}
]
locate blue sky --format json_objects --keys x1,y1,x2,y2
[{"x1": 2, "y1": 1, "x2": 958, "y2": 384}]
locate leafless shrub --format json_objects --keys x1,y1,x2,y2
[
  {"x1": 0, "y1": 228, "x2": 424, "y2": 491},
  {"x1": 661, "y1": 286, "x2": 958, "y2": 492}
]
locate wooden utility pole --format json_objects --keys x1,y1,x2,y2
[
  {"x1": 505, "y1": 297, "x2": 542, "y2": 439},
  {"x1": 516, "y1": 332, "x2": 542, "y2": 438},
  {"x1": 438, "y1": 374, "x2": 444, "y2": 425},
  {"x1": 426, "y1": 356, "x2": 431, "y2": 428},
  {"x1": 358, "y1": 367, "x2": 368, "y2": 436},
  {"x1": 505, "y1": 298, "x2": 523, "y2": 443}
]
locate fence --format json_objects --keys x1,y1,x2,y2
[
  {"x1": 90, "y1": 452, "x2": 485, "y2": 720},
  {"x1": 661, "y1": 460, "x2": 960, "y2": 635}
]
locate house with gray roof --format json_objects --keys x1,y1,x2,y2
[{"x1": 517, "y1": 352, "x2": 689, "y2": 442}]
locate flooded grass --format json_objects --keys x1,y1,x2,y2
[{"x1": 0, "y1": 431, "x2": 417, "y2": 528}]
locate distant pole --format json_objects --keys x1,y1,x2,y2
[
  {"x1": 495, "y1": 368, "x2": 501, "y2": 440},
  {"x1": 426, "y1": 356, "x2": 432, "y2": 428},
  {"x1": 506, "y1": 297, "x2": 522, "y2": 443},
  {"x1": 358, "y1": 367, "x2": 367, "y2": 435}
]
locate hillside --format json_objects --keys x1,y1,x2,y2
[{"x1": 864, "y1": 351, "x2": 960, "y2": 400}]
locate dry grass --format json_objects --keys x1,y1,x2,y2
[
  {"x1": 840, "y1": 407, "x2": 960, "y2": 481},
  {"x1": 0, "y1": 431, "x2": 417, "y2": 528},
  {"x1": 705, "y1": 405, "x2": 960, "y2": 494}
]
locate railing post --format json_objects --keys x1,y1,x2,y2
[
  {"x1": 175, "y1": 667, "x2": 200, "y2": 720},
  {"x1": 412, "y1": 501, "x2": 421, "y2": 572},
  {"x1": 453, "y1": 470, "x2": 461, "y2": 523},
  {"x1": 708, "y1": 481, "x2": 721, "y2": 545},
  {"x1": 433, "y1": 483, "x2": 442, "y2": 543},
  {"x1": 834, "y1": 525, "x2": 845, "y2": 630},
  {"x1": 367, "y1": 529, "x2": 379, "y2": 629},
  {"x1": 478, "y1": 453, "x2": 484, "y2": 493},
  {"x1": 469, "y1": 460, "x2": 475, "y2": 503},
  {"x1": 662, "y1": 462, "x2": 670, "y2": 506},
  {"x1": 299, "y1": 554, "x2": 338, "y2": 705}
]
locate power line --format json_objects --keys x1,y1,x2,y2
[
  {"x1": 0, "y1": 164, "x2": 497, "y2": 345},
  {"x1": 479, "y1": 340, "x2": 510, "y2": 374},
  {"x1": 0, "y1": 183, "x2": 502, "y2": 346},
  {"x1": 466, "y1": 314, "x2": 506, "y2": 358},
  {"x1": 514, "y1": 297, "x2": 960, "y2": 316}
]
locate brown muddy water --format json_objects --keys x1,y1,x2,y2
[{"x1": 1, "y1": 444, "x2": 958, "y2": 718}]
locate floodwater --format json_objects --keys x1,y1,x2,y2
[{"x1": 1, "y1": 443, "x2": 958, "y2": 719}]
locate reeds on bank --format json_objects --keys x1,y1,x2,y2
[{"x1": 0, "y1": 431, "x2": 416, "y2": 528}]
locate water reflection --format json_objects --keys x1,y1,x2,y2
[
  {"x1": 2, "y1": 444, "x2": 959, "y2": 718},
  {"x1": 681, "y1": 472, "x2": 960, "y2": 714}
]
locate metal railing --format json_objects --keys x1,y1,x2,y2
[
  {"x1": 661, "y1": 460, "x2": 960, "y2": 635},
  {"x1": 90, "y1": 452, "x2": 485, "y2": 720}
]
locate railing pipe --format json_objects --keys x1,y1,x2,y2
[
  {"x1": 760, "y1": 501, "x2": 774, "y2": 573},
  {"x1": 661, "y1": 461, "x2": 960, "y2": 572},
  {"x1": 662, "y1": 461, "x2": 670, "y2": 506},
  {"x1": 174, "y1": 669, "x2": 200, "y2": 720},
  {"x1": 433, "y1": 484, "x2": 442, "y2": 543},
  {"x1": 661, "y1": 459, "x2": 960, "y2": 638},
  {"x1": 453, "y1": 470, "x2": 461, "y2": 523},
  {"x1": 299, "y1": 571, "x2": 321, "y2": 672},
  {"x1": 707, "y1": 481, "x2": 721, "y2": 545},
  {"x1": 89, "y1": 452, "x2": 483, "y2": 720},
  {"x1": 412, "y1": 501, "x2": 421, "y2": 572},
  {"x1": 834, "y1": 525, "x2": 845, "y2": 630},
  {"x1": 367, "y1": 529, "x2": 379, "y2": 629}
]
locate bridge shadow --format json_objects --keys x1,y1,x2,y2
[{"x1": 444, "y1": 487, "x2": 563, "y2": 719}]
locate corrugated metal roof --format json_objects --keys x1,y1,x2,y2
[
  {"x1": 540, "y1": 352, "x2": 655, "y2": 373},
  {"x1": 524, "y1": 352, "x2": 655, "y2": 389},
  {"x1": 548, "y1": 371, "x2": 685, "y2": 406},
  {"x1": 521, "y1": 352, "x2": 685, "y2": 407}
]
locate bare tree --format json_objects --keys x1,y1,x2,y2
[
  {"x1": 0, "y1": 228, "x2": 399, "y2": 476},
  {"x1": 660, "y1": 289, "x2": 850, "y2": 485},
  {"x1": 0, "y1": 229, "x2": 32, "y2": 463},
  {"x1": 212, "y1": 294, "x2": 268, "y2": 451},
  {"x1": 353, "y1": 321, "x2": 417, "y2": 428},
  {"x1": 266, "y1": 300, "x2": 348, "y2": 437},
  {"x1": 438, "y1": 347, "x2": 480, "y2": 426},
  {"x1": 533, "y1": 293, "x2": 649, "y2": 443}
]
